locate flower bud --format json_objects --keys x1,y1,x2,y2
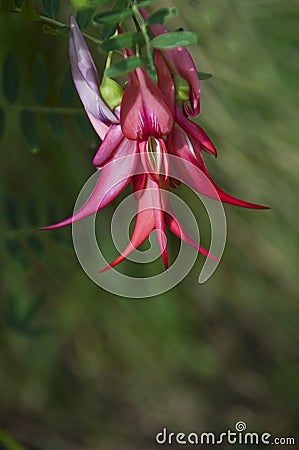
[
  {"x1": 173, "y1": 72, "x2": 190, "y2": 103},
  {"x1": 100, "y1": 76, "x2": 123, "y2": 110}
]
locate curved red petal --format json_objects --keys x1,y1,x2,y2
[
  {"x1": 101, "y1": 189, "x2": 155, "y2": 272},
  {"x1": 175, "y1": 105, "x2": 217, "y2": 156},
  {"x1": 85, "y1": 110, "x2": 109, "y2": 141},
  {"x1": 169, "y1": 127, "x2": 269, "y2": 209},
  {"x1": 148, "y1": 178, "x2": 168, "y2": 269},
  {"x1": 101, "y1": 177, "x2": 168, "y2": 272},
  {"x1": 93, "y1": 124, "x2": 124, "y2": 167},
  {"x1": 165, "y1": 210, "x2": 218, "y2": 261},
  {"x1": 154, "y1": 50, "x2": 175, "y2": 116},
  {"x1": 41, "y1": 139, "x2": 138, "y2": 230}
]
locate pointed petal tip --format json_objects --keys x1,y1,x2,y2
[
  {"x1": 100, "y1": 253, "x2": 127, "y2": 272},
  {"x1": 227, "y1": 201, "x2": 270, "y2": 210},
  {"x1": 200, "y1": 248, "x2": 219, "y2": 262},
  {"x1": 203, "y1": 144, "x2": 217, "y2": 157},
  {"x1": 162, "y1": 254, "x2": 169, "y2": 271},
  {"x1": 100, "y1": 265, "x2": 112, "y2": 273},
  {"x1": 252, "y1": 204, "x2": 270, "y2": 210},
  {"x1": 39, "y1": 219, "x2": 72, "y2": 231},
  {"x1": 69, "y1": 15, "x2": 75, "y2": 26},
  {"x1": 220, "y1": 195, "x2": 270, "y2": 210}
]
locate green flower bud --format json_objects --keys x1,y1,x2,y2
[
  {"x1": 173, "y1": 72, "x2": 190, "y2": 103},
  {"x1": 100, "y1": 76, "x2": 123, "y2": 110}
]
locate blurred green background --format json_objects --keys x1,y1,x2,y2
[{"x1": 0, "y1": 0, "x2": 298, "y2": 448}]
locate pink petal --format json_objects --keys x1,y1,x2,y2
[
  {"x1": 41, "y1": 138, "x2": 138, "y2": 230},
  {"x1": 169, "y1": 127, "x2": 269, "y2": 209},
  {"x1": 140, "y1": 9, "x2": 200, "y2": 117},
  {"x1": 210, "y1": 185, "x2": 270, "y2": 209},
  {"x1": 154, "y1": 50, "x2": 175, "y2": 115},
  {"x1": 175, "y1": 105, "x2": 217, "y2": 156},
  {"x1": 69, "y1": 16, "x2": 118, "y2": 125},
  {"x1": 120, "y1": 68, "x2": 174, "y2": 140},
  {"x1": 86, "y1": 111, "x2": 109, "y2": 141},
  {"x1": 147, "y1": 177, "x2": 168, "y2": 269},
  {"x1": 101, "y1": 187, "x2": 155, "y2": 272},
  {"x1": 93, "y1": 124, "x2": 124, "y2": 167},
  {"x1": 131, "y1": 169, "x2": 147, "y2": 200},
  {"x1": 101, "y1": 177, "x2": 168, "y2": 271},
  {"x1": 165, "y1": 209, "x2": 218, "y2": 261}
]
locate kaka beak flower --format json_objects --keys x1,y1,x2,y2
[{"x1": 42, "y1": 16, "x2": 267, "y2": 273}]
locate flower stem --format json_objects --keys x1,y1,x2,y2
[
  {"x1": 13, "y1": 8, "x2": 102, "y2": 45},
  {"x1": 131, "y1": 3, "x2": 157, "y2": 80}
]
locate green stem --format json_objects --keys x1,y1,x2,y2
[
  {"x1": 131, "y1": 3, "x2": 156, "y2": 79},
  {"x1": 13, "y1": 8, "x2": 102, "y2": 45}
]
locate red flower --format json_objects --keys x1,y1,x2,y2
[{"x1": 42, "y1": 17, "x2": 268, "y2": 272}]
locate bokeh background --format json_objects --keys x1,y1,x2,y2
[{"x1": 1, "y1": 0, "x2": 298, "y2": 448}]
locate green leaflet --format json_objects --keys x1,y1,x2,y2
[
  {"x1": 33, "y1": 55, "x2": 49, "y2": 105},
  {"x1": 197, "y1": 71, "x2": 212, "y2": 80},
  {"x1": 146, "y1": 7, "x2": 177, "y2": 25},
  {"x1": 42, "y1": 24, "x2": 60, "y2": 35},
  {"x1": 20, "y1": 109, "x2": 38, "y2": 153},
  {"x1": 93, "y1": 8, "x2": 133, "y2": 24},
  {"x1": 42, "y1": 24, "x2": 69, "y2": 35},
  {"x1": 106, "y1": 56, "x2": 148, "y2": 78},
  {"x1": 135, "y1": 0, "x2": 154, "y2": 6},
  {"x1": 151, "y1": 31, "x2": 197, "y2": 49},
  {"x1": 20, "y1": 0, "x2": 39, "y2": 21},
  {"x1": 99, "y1": 23, "x2": 117, "y2": 41},
  {"x1": 78, "y1": 0, "x2": 118, "y2": 8},
  {"x1": 41, "y1": 0, "x2": 60, "y2": 18},
  {"x1": 2, "y1": 51, "x2": 19, "y2": 104},
  {"x1": 76, "y1": 7, "x2": 96, "y2": 29},
  {"x1": 100, "y1": 32, "x2": 144, "y2": 52}
]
